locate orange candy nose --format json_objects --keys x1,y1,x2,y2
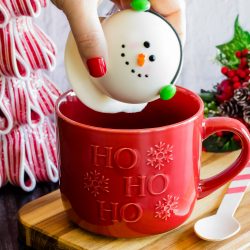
[{"x1": 137, "y1": 53, "x2": 146, "y2": 67}]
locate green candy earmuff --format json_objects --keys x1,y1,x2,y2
[
  {"x1": 131, "y1": 0, "x2": 151, "y2": 11},
  {"x1": 160, "y1": 85, "x2": 177, "y2": 100}
]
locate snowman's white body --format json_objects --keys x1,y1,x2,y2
[{"x1": 65, "y1": 10, "x2": 182, "y2": 113}]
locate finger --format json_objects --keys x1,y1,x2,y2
[
  {"x1": 150, "y1": 0, "x2": 186, "y2": 43},
  {"x1": 111, "y1": 0, "x2": 130, "y2": 9},
  {"x1": 64, "y1": 0, "x2": 107, "y2": 78}
]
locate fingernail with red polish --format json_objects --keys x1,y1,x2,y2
[{"x1": 87, "y1": 57, "x2": 107, "y2": 78}]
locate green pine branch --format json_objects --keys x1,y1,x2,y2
[{"x1": 216, "y1": 16, "x2": 250, "y2": 68}]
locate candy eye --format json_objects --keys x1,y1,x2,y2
[
  {"x1": 143, "y1": 41, "x2": 150, "y2": 48},
  {"x1": 149, "y1": 55, "x2": 156, "y2": 62}
]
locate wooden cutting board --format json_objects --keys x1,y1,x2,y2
[{"x1": 18, "y1": 151, "x2": 250, "y2": 250}]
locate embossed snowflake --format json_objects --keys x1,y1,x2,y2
[
  {"x1": 83, "y1": 170, "x2": 109, "y2": 197},
  {"x1": 155, "y1": 195, "x2": 179, "y2": 221},
  {"x1": 146, "y1": 142, "x2": 173, "y2": 170}
]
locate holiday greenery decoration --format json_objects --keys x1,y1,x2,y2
[
  {"x1": 0, "y1": 0, "x2": 61, "y2": 191},
  {"x1": 200, "y1": 16, "x2": 250, "y2": 152}
]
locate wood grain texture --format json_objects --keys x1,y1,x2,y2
[{"x1": 18, "y1": 151, "x2": 250, "y2": 250}]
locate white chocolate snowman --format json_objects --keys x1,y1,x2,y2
[{"x1": 65, "y1": 4, "x2": 182, "y2": 113}]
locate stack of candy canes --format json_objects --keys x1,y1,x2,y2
[{"x1": 0, "y1": 0, "x2": 61, "y2": 191}]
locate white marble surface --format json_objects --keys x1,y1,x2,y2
[{"x1": 36, "y1": 0, "x2": 250, "y2": 93}]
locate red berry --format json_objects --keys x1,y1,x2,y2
[
  {"x1": 233, "y1": 134, "x2": 241, "y2": 141},
  {"x1": 242, "y1": 49, "x2": 249, "y2": 56},
  {"x1": 240, "y1": 58, "x2": 247, "y2": 67},
  {"x1": 233, "y1": 82, "x2": 241, "y2": 89},
  {"x1": 235, "y1": 51, "x2": 242, "y2": 58},
  {"x1": 221, "y1": 67, "x2": 229, "y2": 75},
  {"x1": 216, "y1": 132, "x2": 224, "y2": 137},
  {"x1": 228, "y1": 70, "x2": 235, "y2": 78},
  {"x1": 237, "y1": 69, "x2": 246, "y2": 78},
  {"x1": 232, "y1": 76, "x2": 240, "y2": 82},
  {"x1": 245, "y1": 75, "x2": 250, "y2": 81}
]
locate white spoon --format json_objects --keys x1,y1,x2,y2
[{"x1": 194, "y1": 164, "x2": 250, "y2": 241}]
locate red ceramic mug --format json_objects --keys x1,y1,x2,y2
[{"x1": 56, "y1": 87, "x2": 250, "y2": 238}]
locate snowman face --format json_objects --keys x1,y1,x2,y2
[
  {"x1": 94, "y1": 10, "x2": 182, "y2": 104},
  {"x1": 120, "y1": 41, "x2": 157, "y2": 79}
]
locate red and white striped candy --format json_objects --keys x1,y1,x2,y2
[
  {"x1": 2, "y1": 117, "x2": 58, "y2": 191},
  {"x1": 0, "y1": 4, "x2": 9, "y2": 28},
  {"x1": 0, "y1": 140, "x2": 8, "y2": 188},
  {"x1": 0, "y1": 17, "x2": 56, "y2": 78},
  {"x1": 2, "y1": 125, "x2": 36, "y2": 191},
  {"x1": 0, "y1": 77, "x2": 14, "y2": 135},
  {"x1": 0, "y1": 0, "x2": 48, "y2": 28},
  {"x1": 0, "y1": 20, "x2": 30, "y2": 79},
  {"x1": 16, "y1": 17, "x2": 56, "y2": 72},
  {"x1": 23, "y1": 117, "x2": 58, "y2": 183},
  {"x1": 29, "y1": 73, "x2": 61, "y2": 116},
  {"x1": 0, "y1": 74, "x2": 60, "y2": 134},
  {"x1": 6, "y1": 77, "x2": 44, "y2": 127},
  {"x1": 42, "y1": 117, "x2": 57, "y2": 167}
]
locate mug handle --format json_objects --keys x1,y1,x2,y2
[{"x1": 198, "y1": 117, "x2": 250, "y2": 199}]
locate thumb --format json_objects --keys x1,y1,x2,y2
[{"x1": 63, "y1": 0, "x2": 107, "y2": 78}]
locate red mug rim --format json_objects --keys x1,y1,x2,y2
[{"x1": 55, "y1": 86, "x2": 204, "y2": 134}]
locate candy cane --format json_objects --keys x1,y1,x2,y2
[
  {"x1": 28, "y1": 73, "x2": 61, "y2": 116},
  {"x1": 42, "y1": 117, "x2": 57, "y2": 166},
  {"x1": 0, "y1": 4, "x2": 10, "y2": 28},
  {"x1": 23, "y1": 118, "x2": 58, "y2": 183},
  {"x1": 39, "y1": 0, "x2": 48, "y2": 8},
  {"x1": 6, "y1": 77, "x2": 44, "y2": 127},
  {"x1": 3, "y1": 125, "x2": 36, "y2": 191},
  {"x1": 0, "y1": 0, "x2": 48, "y2": 28},
  {"x1": 43, "y1": 74, "x2": 61, "y2": 97},
  {"x1": 14, "y1": 17, "x2": 56, "y2": 72},
  {"x1": 0, "y1": 77, "x2": 14, "y2": 135},
  {"x1": 0, "y1": 20, "x2": 30, "y2": 79}
]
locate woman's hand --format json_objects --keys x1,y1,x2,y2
[
  {"x1": 52, "y1": 0, "x2": 185, "y2": 78},
  {"x1": 113, "y1": 0, "x2": 185, "y2": 40}
]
